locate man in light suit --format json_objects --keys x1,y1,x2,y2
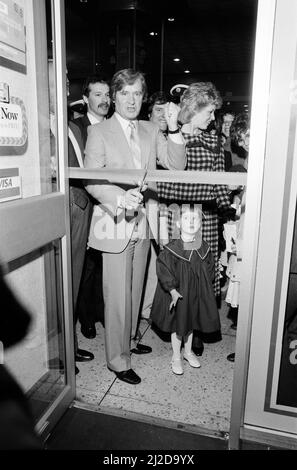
[
  {"x1": 74, "y1": 77, "x2": 110, "y2": 339},
  {"x1": 84, "y1": 69, "x2": 185, "y2": 385}
]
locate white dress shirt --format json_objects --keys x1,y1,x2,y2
[
  {"x1": 87, "y1": 112, "x2": 101, "y2": 125},
  {"x1": 114, "y1": 112, "x2": 142, "y2": 169}
]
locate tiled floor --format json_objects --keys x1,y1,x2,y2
[{"x1": 75, "y1": 301, "x2": 236, "y2": 433}]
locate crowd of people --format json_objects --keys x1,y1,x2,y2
[
  {"x1": 0, "y1": 65, "x2": 250, "y2": 449},
  {"x1": 61, "y1": 67, "x2": 250, "y2": 382}
]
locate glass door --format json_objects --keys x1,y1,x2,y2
[
  {"x1": 244, "y1": 0, "x2": 297, "y2": 435},
  {"x1": 0, "y1": 0, "x2": 74, "y2": 440},
  {"x1": 230, "y1": 0, "x2": 297, "y2": 447}
]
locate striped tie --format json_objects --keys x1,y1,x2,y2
[{"x1": 128, "y1": 121, "x2": 142, "y2": 169}]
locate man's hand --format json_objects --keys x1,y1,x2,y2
[
  {"x1": 121, "y1": 188, "x2": 144, "y2": 210},
  {"x1": 137, "y1": 180, "x2": 148, "y2": 193}
]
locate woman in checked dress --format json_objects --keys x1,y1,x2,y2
[{"x1": 157, "y1": 83, "x2": 231, "y2": 354}]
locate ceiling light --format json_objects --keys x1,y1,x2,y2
[
  {"x1": 173, "y1": 58, "x2": 180, "y2": 62},
  {"x1": 149, "y1": 32, "x2": 158, "y2": 36},
  {"x1": 184, "y1": 70, "x2": 190, "y2": 73},
  {"x1": 168, "y1": 18, "x2": 175, "y2": 22}
]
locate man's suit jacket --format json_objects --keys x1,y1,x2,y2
[
  {"x1": 72, "y1": 115, "x2": 105, "y2": 324},
  {"x1": 68, "y1": 120, "x2": 91, "y2": 307},
  {"x1": 73, "y1": 114, "x2": 91, "y2": 147},
  {"x1": 84, "y1": 114, "x2": 185, "y2": 253},
  {"x1": 68, "y1": 120, "x2": 90, "y2": 210}
]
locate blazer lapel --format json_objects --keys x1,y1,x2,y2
[
  {"x1": 82, "y1": 114, "x2": 91, "y2": 127},
  {"x1": 108, "y1": 115, "x2": 135, "y2": 168},
  {"x1": 138, "y1": 122, "x2": 150, "y2": 168}
]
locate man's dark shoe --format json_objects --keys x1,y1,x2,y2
[
  {"x1": 192, "y1": 345, "x2": 204, "y2": 357},
  {"x1": 230, "y1": 323, "x2": 237, "y2": 331},
  {"x1": 114, "y1": 369, "x2": 141, "y2": 385},
  {"x1": 81, "y1": 324, "x2": 96, "y2": 339},
  {"x1": 130, "y1": 343, "x2": 152, "y2": 355},
  {"x1": 227, "y1": 352, "x2": 235, "y2": 362},
  {"x1": 75, "y1": 348, "x2": 94, "y2": 362}
]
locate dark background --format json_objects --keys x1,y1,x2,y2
[{"x1": 57, "y1": 0, "x2": 257, "y2": 114}]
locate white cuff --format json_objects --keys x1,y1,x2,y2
[{"x1": 117, "y1": 194, "x2": 126, "y2": 209}]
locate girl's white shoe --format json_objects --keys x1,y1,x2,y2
[
  {"x1": 183, "y1": 351, "x2": 201, "y2": 368},
  {"x1": 171, "y1": 357, "x2": 184, "y2": 375}
]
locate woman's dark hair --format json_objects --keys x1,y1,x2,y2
[
  {"x1": 147, "y1": 91, "x2": 168, "y2": 115},
  {"x1": 230, "y1": 112, "x2": 250, "y2": 146}
]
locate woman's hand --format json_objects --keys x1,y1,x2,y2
[
  {"x1": 169, "y1": 288, "x2": 183, "y2": 311},
  {"x1": 164, "y1": 102, "x2": 181, "y2": 131}
]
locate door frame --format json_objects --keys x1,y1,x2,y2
[
  {"x1": 236, "y1": 0, "x2": 297, "y2": 449},
  {"x1": 0, "y1": 0, "x2": 75, "y2": 440},
  {"x1": 66, "y1": 0, "x2": 272, "y2": 450},
  {"x1": 2, "y1": 0, "x2": 288, "y2": 448},
  {"x1": 228, "y1": 0, "x2": 277, "y2": 449}
]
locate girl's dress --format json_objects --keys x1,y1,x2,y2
[{"x1": 150, "y1": 238, "x2": 221, "y2": 337}]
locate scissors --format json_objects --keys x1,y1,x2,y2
[{"x1": 138, "y1": 167, "x2": 148, "y2": 192}]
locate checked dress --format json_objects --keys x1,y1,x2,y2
[{"x1": 157, "y1": 131, "x2": 231, "y2": 296}]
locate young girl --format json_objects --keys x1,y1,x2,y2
[{"x1": 150, "y1": 205, "x2": 221, "y2": 375}]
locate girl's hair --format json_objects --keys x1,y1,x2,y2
[
  {"x1": 111, "y1": 68, "x2": 148, "y2": 102},
  {"x1": 169, "y1": 204, "x2": 204, "y2": 239},
  {"x1": 177, "y1": 204, "x2": 204, "y2": 221},
  {"x1": 178, "y1": 82, "x2": 222, "y2": 125}
]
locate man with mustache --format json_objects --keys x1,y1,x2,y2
[
  {"x1": 74, "y1": 77, "x2": 111, "y2": 340},
  {"x1": 75, "y1": 76, "x2": 111, "y2": 145}
]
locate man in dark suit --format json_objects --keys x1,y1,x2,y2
[
  {"x1": 74, "y1": 77, "x2": 111, "y2": 339},
  {"x1": 48, "y1": 60, "x2": 94, "y2": 374}
]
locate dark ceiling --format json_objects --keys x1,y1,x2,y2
[{"x1": 62, "y1": 0, "x2": 258, "y2": 110}]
